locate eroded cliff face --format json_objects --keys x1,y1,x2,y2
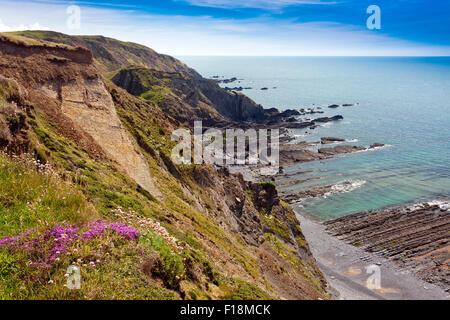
[
  {"x1": 111, "y1": 66, "x2": 265, "y2": 125},
  {"x1": 0, "y1": 35, "x2": 161, "y2": 199},
  {"x1": 0, "y1": 32, "x2": 327, "y2": 300},
  {"x1": 9, "y1": 31, "x2": 267, "y2": 125}
]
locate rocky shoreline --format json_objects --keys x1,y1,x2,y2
[
  {"x1": 265, "y1": 108, "x2": 448, "y2": 299},
  {"x1": 278, "y1": 137, "x2": 385, "y2": 167},
  {"x1": 296, "y1": 210, "x2": 449, "y2": 300},
  {"x1": 205, "y1": 75, "x2": 448, "y2": 299},
  {"x1": 323, "y1": 201, "x2": 450, "y2": 293}
]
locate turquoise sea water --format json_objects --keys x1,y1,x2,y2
[{"x1": 179, "y1": 56, "x2": 450, "y2": 220}]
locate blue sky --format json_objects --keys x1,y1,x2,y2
[{"x1": 0, "y1": 0, "x2": 449, "y2": 55}]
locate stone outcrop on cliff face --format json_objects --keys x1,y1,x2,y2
[
  {"x1": 111, "y1": 66, "x2": 265, "y2": 125},
  {"x1": 0, "y1": 34, "x2": 161, "y2": 199},
  {"x1": 181, "y1": 167, "x2": 327, "y2": 298},
  {"x1": 191, "y1": 77, "x2": 265, "y2": 122}
]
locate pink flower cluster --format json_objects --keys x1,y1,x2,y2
[
  {"x1": 111, "y1": 207, "x2": 184, "y2": 251},
  {"x1": 6, "y1": 153, "x2": 54, "y2": 175},
  {"x1": 0, "y1": 220, "x2": 139, "y2": 267},
  {"x1": 82, "y1": 220, "x2": 139, "y2": 241}
]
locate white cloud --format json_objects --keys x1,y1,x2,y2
[
  {"x1": 0, "y1": 0, "x2": 448, "y2": 56},
  {"x1": 0, "y1": 19, "x2": 50, "y2": 32}
]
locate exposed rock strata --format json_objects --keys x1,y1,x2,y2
[{"x1": 324, "y1": 203, "x2": 450, "y2": 292}]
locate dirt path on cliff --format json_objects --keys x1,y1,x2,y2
[{"x1": 296, "y1": 212, "x2": 449, "y2": 300}]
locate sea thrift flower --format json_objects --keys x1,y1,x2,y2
[{"x1": 0, "y1": 221, "x2": 139, "y2": 270}]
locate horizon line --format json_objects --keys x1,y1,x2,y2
[{"x1": 175, "y1": 55, "x2": 450, "y2": 57}]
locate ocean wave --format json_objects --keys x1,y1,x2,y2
[
  {"x1": 408, "y1": 199, "x2": 450, "y2": 211},
  {"x1": 353, "y1": 144, "x2": 393, "y2": 154},
  {"x1": 320, "y1": 122, "x2": 333, "y2": 128},
  {"x1": 324, "y1": 179, "x2": 367, "y2": 197}
]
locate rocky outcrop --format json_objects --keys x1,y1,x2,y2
[
  {"x1": 111, "y1": 66, "x2": 265, "y2": 124},
  {"x1": 324, "y1": 202, "x2": 450, "y2": 292},
  {"x1": 318, "y1": 145, "x2": 366, "y2": 155},
  {"x1": 313, "y1": 115, "x2": 343, "y2": 123},
  {"x1": 0, "y1": 76, "x2": 30, "y2": 153},
  {"x1": 321, "y1": 137, "x2": 346, "y2": 144},
  {"x1": 370, "y1": 142, "x2": 385, "y2": 148}
]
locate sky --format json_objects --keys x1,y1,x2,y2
[{"x1": 0, "y1": 0, "x2": 449, "y2": 56}]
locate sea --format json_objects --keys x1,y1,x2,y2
[{"x1": 178, "y1": 56, "x2": 450, "y2": 220}]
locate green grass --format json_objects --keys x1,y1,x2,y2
[
  {"x1": 0, "y1": 227, "x2": 179, "y2": 300},
  {"x1": 0, "y1": 32, "x2": 76, "y2": 50},
  {"x1": 0, "y1": 153, "x2": 97, "y2": 237},
  {"x1": 0, "y1": 153, "x2": 184, "y2": 299},
  {"x1": 222, "y1": 279, "x2": 272, "y2": 300},
  {"x1": 140, "y1": 231, "x2": 185, "y2": 289}
]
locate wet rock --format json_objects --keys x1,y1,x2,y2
[
  {"x1": 321, "y1": 137, "x2": 346, "y2": 144},
  {"x1": 215, "y1": 77, "x2": 238, "y2": 84},
  {"x1": 279, "y1": 109, "x2": 300, "y2": 117},
  {"x1": 313, "y1": 115, "x2": 343, "y2": 123},
  {"x1": 318, "y1": 145, "x2": 365, "y2": 155},
  {"x1": 369, "y1": 142, "x2": 385, "y2": 148}
]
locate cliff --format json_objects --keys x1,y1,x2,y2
[
  {"x1": 0, "y1": 31, "x2": 327, "y2": 300},
  {"x1": 11, "y1": 31, "x2": 266, "y2": 125}
]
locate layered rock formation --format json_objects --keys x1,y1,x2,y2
[{"x1": 324, "y1": 202, "x2": 450, "y2": 292}]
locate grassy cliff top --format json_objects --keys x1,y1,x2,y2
[
  {"x1": 8, "y1": 30, "x2": 195, "y2": 75},
  {"x1": 0, "y1": 32, "x2": 78, "y2": 51}
]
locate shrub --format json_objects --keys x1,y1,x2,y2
[{"x1": 140, "y1": 231, "x2": 185, "y2": 289}]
